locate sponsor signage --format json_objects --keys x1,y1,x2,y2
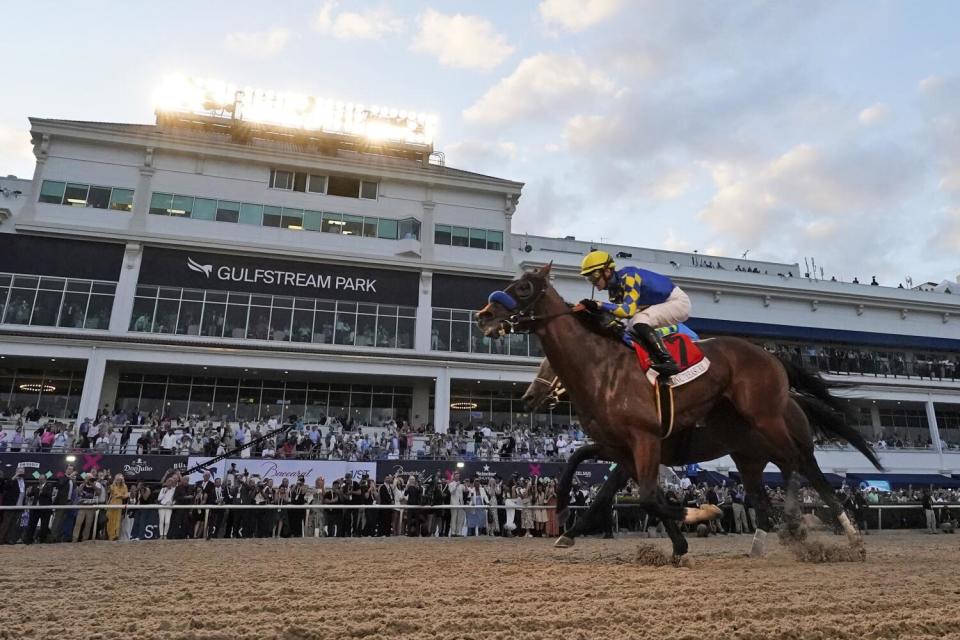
[
  {"x1": 188, "y1": 457, "x2": 376, "y2": 483},
  {"x1": 140, "y1": 247, "x2": 419, "y2": 305},
  {"x1": 0, "y1": 234, "x2": 125, "y2": 281},
  {"x1": 374, "y1": 460, "x2": 610, "y2": 485},
  {"x1": 0, "y1": 453, "x2": 187, "y2": 482}
]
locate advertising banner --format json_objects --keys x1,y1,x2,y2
[
  {"x1": 139, "y1": 247, "x2": 420, "y2": 305},
  {"x1": 197, "y1": 458, "x2": 378, "y2": 484},
  {"x1": 0, "y1": 453, "x2": 186, "y2": 482},
  {"x1": 374, "y1": 460, "x2": 611, "y2": 486}
]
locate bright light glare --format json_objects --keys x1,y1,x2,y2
[{"x1": 153, "y1": 74, "x2": 437, "y2": 145}]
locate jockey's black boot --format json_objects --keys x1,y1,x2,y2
[{"x1": 631, "y1": 323, "x2": 680, "y2": 377}]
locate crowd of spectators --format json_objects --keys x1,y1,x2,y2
[{"x1": 2, "y1": 456, "x2": 958, "y2": 546}]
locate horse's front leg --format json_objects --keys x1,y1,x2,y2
[
  {"x1": 554, "y1": 464, "x2": 629, "y2": 548},
  {"x1": 628, "y1": 434, "x2": 689, "y2": 560}
]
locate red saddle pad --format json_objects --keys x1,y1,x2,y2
[{"x1": 632, "y1": 333, "x2": 705, "y2": 373}]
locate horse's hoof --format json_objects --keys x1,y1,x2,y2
[
  {"x1": 672, "y1": 555, "x2": 695, "y2": 569},
  {"x1": 554, "y1": 535, "x2": 574, "y2": 548},
  {"x1": 750, "y1": 529, "x2": 768, "y2": 558}
]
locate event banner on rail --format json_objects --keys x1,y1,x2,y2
[
  {"x1": 186, "y1": 457, "x2": 377, "y2": 483},
  {"x1": 0, "y1": 453, "x2": 187, "y2": 481},
  {"x1": 373, "y1": 460, "x2": 612, "y2": 485}
]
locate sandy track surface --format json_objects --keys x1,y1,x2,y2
[{"x1": 1, "y1": 531, "x2": 958, "y2": 640}]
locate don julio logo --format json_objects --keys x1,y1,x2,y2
[
  {"x1": 187, "y1": 257, "x2": 213, "y2": 278},
  {"x1": 123, "y1": 458, "x2": 154, "y2": 475}
]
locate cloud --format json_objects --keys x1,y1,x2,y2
[
  {"x1": 539, "y1": 0, "x2": 624, "y2": 33},
  {"x1": 223, "y1": 28, "x2": 292, "y2": 57},
  {"x1": 858, "y1": 102, "x2": 890, "y2": 125},
  {"x1": 445, "y1": 140, "x2": 518, "y2": 170},
  {"x1": 313, "y1": 1, "x2": 405, "y2": 40},
  {"x1": 697, "y1": 141, "x2": 924, "y2": 266},
  {"x1": 463, "y1": 54, "x2": 618, "y2": 125},
  {"x1": 0, "y1": 125, "x2": 35, "y2": 177},
  {"x1": 411, "y1": 10, "x2": 514, "y2": 71}
]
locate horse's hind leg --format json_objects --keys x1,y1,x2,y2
[
  {"x1": 555, "y1": 464, "x2": 629, "y2": 548},
  {"x1": 799, "y1": 453, "x2": 863, "y2": 550}
]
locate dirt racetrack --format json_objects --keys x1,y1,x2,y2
[{"x1": 1, "y1": 531, "x2": 958, "y2": 640}]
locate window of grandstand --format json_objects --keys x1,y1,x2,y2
[
  {"x1": 38, "y1": 180, "x2": 134, "y2": 212},
  {"x1": 759, "y1": 341, "x2": 960, "y2": 381},
  {"x1": 148, "y1": 191, "x2": 412, "y2": 238},
  {"x1": 439, "y1": 386, "x2": 574, "y2": 427},
  {"x1": 434, "y1": 224, "x2": 503, "y2": 251},
  {"x1": 430, "y1": 308, "x2": 542, "y2": 357},
  {"x1": 0, "y1": 273, "x2": 115, "y2": 329},
  {"x1": 129, "y1": 286, "x2": 415, "y2": 348},
  {"x1": 114, "y1": 375, "x2": 411, "y2": 423},
  {"x1": 0, "y1": 367, "x2": 85, "y2": 418},
  {"x1": 270, "y1": 168, "x2": 377, "y2": 200}
]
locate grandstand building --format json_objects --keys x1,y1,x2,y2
[{"x1": 2, "y1": 86, "x2": 960, "y2": 477}]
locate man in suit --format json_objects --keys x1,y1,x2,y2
[
  {"x1": 378, "y1": 475, "x2": 394, "y2": 536},
  {"x1": 50, "y1": 465, "x2": 78, "y2": 543},
  {"x1": 207, "y1": 477, "x2": 226, "y2": 539},
  {"x1": 239, "y1": 477, "x2": 257, "y2": 538},
  {"x1": 23, "y1": 473, "x2": 56, "y2": 544},
  {"x1": 289, "y1": 476, "x2": 307, "y2": 537},
  {"x1": 222, "y1": 477, "x2": 241, "y2": 538},
  {"x1": 0, "y1": 465, "x2": 27, "y2": 543}
]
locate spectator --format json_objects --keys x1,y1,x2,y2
[
  {"x1": 156, "y1": 476, "x2": 176, "y2": 540},
  {"x1": 72, "y1": 474, "x2": 102, "y2": 542},
  {"x1": 106, "y1": 474, "x2": 129, "y2": 541},
  {"x1": 0, "y1": 466, "x2": 27, "y2": 543}
]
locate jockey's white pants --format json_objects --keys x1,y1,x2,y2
[{"x1": 626, "y1": 286, "x2": 691, "y2": 330}]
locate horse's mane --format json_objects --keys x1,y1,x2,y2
[{"x1": 571, "y1": 306, "x2": 626, "y2": 342}]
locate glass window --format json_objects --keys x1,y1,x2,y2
[
  {"x1": 149, "y1": 192, "x2": 173, "y2": 215},
  {"x1": 469, "y1": 228, "x2": 486, "y2": 249},
  {"x1": 31, "y1": 289, "x2": 63, "y2": 326},
  {"x1": 376, "y1": 314, "x2": 397, "y2": 348},
  {"x1": 360, "y1": 181, "x2": 378, "y2": 199},
  {"x1": 292, "y1": 307, "x2": 313, "y2": 342},
  {"x1": 109, "y1": 188, "x2": 134, "y2": 212},
  {"x1": 39, "y1": 180, "x2": 66, "y2": 204},
  {"x1": 322, "y1": 212, "x2": 343, "y2": 234},
  {"x1": 153, "y1": 298, "x2": 179, "y2": 334},
  {"x1": 452, "y1": 226, "x2": 469, "y2": 247},
  {"x1": 192, "y1": 198, "x2": 217, "y2": 221},
  {"x1": 270, "y1": 169, "x2": 293, "y2": 190},
  {"x1": 64, "y1": 183, "x2": 89, "y2": 207},
  {"x1": 355, "y1": 312, "x2": 376, "y2": 346},
  {"x1": 216, "y1": 200, "x2": 240, "y2": 223},
  {"x1": 4, "y1": 280, "x2": 37, "y2": 324},
  {"x1": 327, "y1": 175, "x2": 360, "y2": 198},
  {"x1": 201, "y1": 300, "x2": 226, "y2": 337},
  {"x1": 239, "y1": 203, "x2": 263, "y2": 225},
  {"x1": 223, "y1": 304, "x2": 248, "y2": 339},
  {"x1": 170, "y1": 194, "x2": 194, "y2": 217},
  {"x1": 377, "y1": 218, "x2": 398, "y2": 239},
  {"x1": 434, "y1": 224, "x2": 451, "y2": 245},
  {"x1": 313, "y1": 309, "x2": 334, "y2": 344},
  {"x1": 486, "y1": 230, "x2": 503, "y2": 251},
  {"x1": 342, "y1": 214, "x2": 363, "y2": 236},
  {"x1": 129, "y1": 297, "x2": 156, "y2": 332},
  {"x1": 397, "y1": 317, "x2": 415, "y2": 349},
  {"x1": 59, "y1": 292, "x2": 88, "y2": 328},
  {"x1": 334, "y1": 308, "x2": 356, "y2": 345},
  {"x1": 308, "y1": 175, "x2": 326, "y2": 193},
  {"x1": 431, "y1": 318, "x2": 449, "y2": 351},
  {"x1": 399, "y1": 218, "x2": 420, "y2": 241},
  {"x1": 281, "y1": 208, "x2": 304, "y2": 230},
  {"x1": 247, "y1": 305, "x2": 270, "y2": 340},
  {"x1": 451, "y1": 321, "x2": 469, "y2": 352},
  {"x1": 86, "y1": 295, "x2": 112, "y2": 330},
  {"x1": 362, "y1": 217, "x2": 378, "y2": 237},
  {"x1": 87, "y1": 186, "x2": 111, "y2": 209},
  {"x1": 270, "y1": 305, "x2": 292, "y2": 341},
  {"x1": 262, "y1": 205, "x2": 282, "y2": 227},
  {"x1": 177, "y1": 300, "x2": 203, "y2": 335},
  {"x1": 293, "y1": 172, "x2": 308, "y2": 193},
  {"x1": 303, "y1": 210, "x2": 323, "y2": 231}
]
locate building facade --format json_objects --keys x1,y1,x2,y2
[{"x1": 3, "y1": 112, "x2": 960, "y2": 475}]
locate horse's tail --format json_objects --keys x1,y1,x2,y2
[{"x1": 779, "y1": 356, "x2": 884, "y2": 471}]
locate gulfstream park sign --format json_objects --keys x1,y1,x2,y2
[{"x1": 187, "y1": 257, "x2": 378, "y2": 292}]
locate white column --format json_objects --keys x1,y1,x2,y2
[
  {"x1": 925, "y1": 398, "x2": 943, "y2": 457},
  {"x1": 433, "y1": 368, "x2": 450, "y2": 434},
  {"x1": 76, "y1": 348, "x2": 106, "y2": 425},
  {"x1": 127, "y1": 147, "x2": 155, "y2": 235},
  {"x1": 109, "y1": 242, "x2": 143, "y2": 333},
  {"x1": 411, "y1": 381, "x2": 431, "y2": 430},
  {"x1": 415, "y1": 271, "x2": 433, "y2": 354},
  {"x1": 869, "y1": 404, "x2": 882, "y2": 438},
  {"x1": 98, "y1": 363, "x2": 120, "y2": 414},
  {"x1": 502, "y1": 194, "x2": 517, "y2": 271},
  {"x1": 421, "y1": 186, "x2": 435, "y2": 262}
]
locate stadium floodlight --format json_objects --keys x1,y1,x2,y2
[{"x1": 153, "y1": 74, "x2": 438, "y2": 145}]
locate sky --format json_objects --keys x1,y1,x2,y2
[{"x1": 2, "y1": 1, "x2": 959, "y2": 285}]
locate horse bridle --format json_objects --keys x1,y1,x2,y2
[
  {"x1": 487, "y1": 275, "x2": 573, "y2": 336},
  {"x1": 532, "y1": 375, "x2": 566, "y2": 410}
]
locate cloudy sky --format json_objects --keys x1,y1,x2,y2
[{"x1": 2, "y1": 1, "x2": 959, "y2": 284}]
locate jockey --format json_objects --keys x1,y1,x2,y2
[{"x1": 578, "y1": 250, "x2": 692, "y2": 376}]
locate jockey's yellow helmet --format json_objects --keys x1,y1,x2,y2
[{"x1": 580, "y1": 250, "x2": 615, "y2": 276}]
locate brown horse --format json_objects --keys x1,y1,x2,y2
[
  {"x1": 522, "y1": 357, "x2": 883, "y2": 555},
  {"x1": 476, "y1": 264, "x2": 881, "y2": 559}
]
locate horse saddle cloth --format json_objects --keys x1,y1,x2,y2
[{"x1": 631, "y1": 333, "x2": 710, "y2": 388}]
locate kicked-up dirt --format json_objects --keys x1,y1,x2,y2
[{"x1": 1, "y1": 530, "x2": 958, "y2": 640}]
